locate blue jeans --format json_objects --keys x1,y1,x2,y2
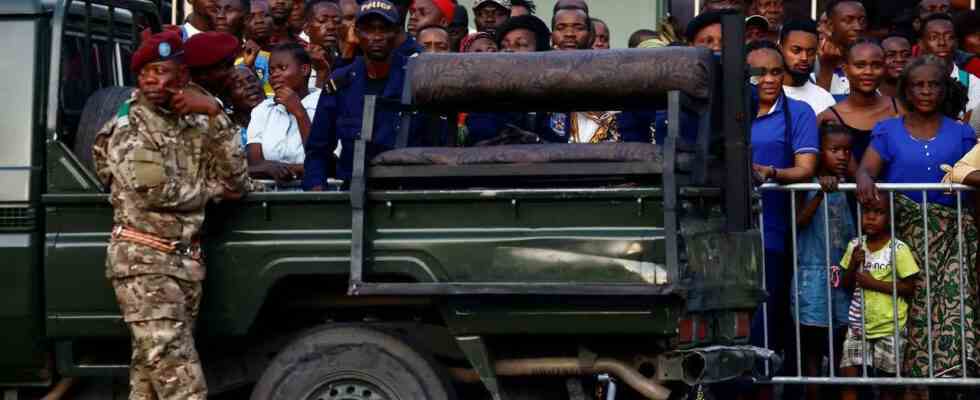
[{"x1": 791, "y1": 264, "x2": 852, "y2": 328}]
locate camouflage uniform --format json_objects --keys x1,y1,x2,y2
[{"x1": 92, "y1": 84, "x2": 248, "y2": 400}]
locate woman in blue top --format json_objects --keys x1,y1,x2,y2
[
  {"x1": 856, "y1": 55, "x2": 978, "y2": 379},
  {"x1": 746, "y1": 42, "x2": 819, "y2": 374}
]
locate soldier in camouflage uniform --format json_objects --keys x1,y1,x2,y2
[{"x1": 91, "y1": 30, "x2": 249, "y2": 400}]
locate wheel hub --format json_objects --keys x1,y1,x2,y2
[{"x1": 310, "y1": 379, "x2": 391, "y2": 400}]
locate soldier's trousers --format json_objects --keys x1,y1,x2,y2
[{"x1": 111, "y1": 274, "x2": 207, "y2": 400}]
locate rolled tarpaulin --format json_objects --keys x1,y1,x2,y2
[{"x1": 406, "y1": 47, "x2": 715, "y2": 112}]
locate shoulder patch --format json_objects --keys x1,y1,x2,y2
[{"x1": 115, "y1": 100, "x2": 132, "y2": 128}]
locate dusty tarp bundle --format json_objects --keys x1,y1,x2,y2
[
  {"x1": 371, "y1": 143, "x2": 660, "y2": 166},
  {"x1": 407, "y1": 47, "x2": 715, "y2": 112}
]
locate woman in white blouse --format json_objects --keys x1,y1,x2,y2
[{"x1": 247, "y1": 42, "x2": 321, "y2": 182}]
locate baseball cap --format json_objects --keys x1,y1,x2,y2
[
  {"x1": 473, "y1": 0, "x2": 511, "y2": 11},
  {"x1": 746, "y1": 15, "x2": 769, "y2": 31},
  {"x1": 357, "y1": 0, "x2": 400, "y2": 25}
]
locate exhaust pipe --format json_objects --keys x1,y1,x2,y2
[
  {"x1": 449, "y1": 357, "x2": 671, "y2": 400},
  {"x1": 658, "y1": 345, "x2": 780, "y2": 385}
]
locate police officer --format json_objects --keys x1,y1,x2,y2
[
  {"x1": 91, "y1": 30, "x2": 249, "y2": 400},
  {"x1": 304, "y1": 0, "x2": 417, "y2": 190}
]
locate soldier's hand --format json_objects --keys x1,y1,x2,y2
[
  {"x1": 274, "y1": 87, "x2": 304, "y2": 116},
  {"x1": 169, "y1": 88, "x2": 222, "y2": 117},
  {"x1": 243, "y1": 40, "x2": 261, "y2": 68}
]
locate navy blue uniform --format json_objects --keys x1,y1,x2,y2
[
  {"x1": 617, "y1": 110, "x2": 700, "y2": 145},
  {"x1": 464, "y1": 112, "x2": 542, "y2": 145},
  {"x1": 303, "y1": 35, "x2": 455, "y2": 188},
  {"x1": 303, "y1": 57, "x2": 411, "y2": 187}
]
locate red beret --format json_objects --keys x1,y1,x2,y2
[
  {"x1": 183, "y1": 31, "x2": 240, "y2": 68},
  {"x1": 130, "y1": 29, "x2": 183, "y2": 73}
]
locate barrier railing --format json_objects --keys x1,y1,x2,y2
[{"x1": 757, "y1": 182, "x2": 980, "y2": 386}]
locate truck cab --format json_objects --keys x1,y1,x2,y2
[{"x1": 0, "y1": 1, "x2": 769, "y2": 399}]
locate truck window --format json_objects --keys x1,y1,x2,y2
[
  {"x1": 58, "y1": 3, "x2": 138, "y2": 146},
  {"x1": 0, "y1": 19, "x2": 39, "y2": 203}
]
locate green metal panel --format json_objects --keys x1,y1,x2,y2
[
  {"x1": 443, "y1": 296, "x2": 682, "y2": 336},
  {"x1": 43, "y1": 194, "x2": 120, "y2": 337},
  {"x1": 366, "y1": 188, "x2": 669, "y2": 285},
  {"x1": 0, "y1": 232, "x2": 48, "y2": 385}
]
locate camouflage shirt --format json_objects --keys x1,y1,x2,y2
[{"x1": 92, "y1": 85, "x2": 249, "y2": 281}]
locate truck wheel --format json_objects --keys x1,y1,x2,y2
[
  {"x1": 73, "y1": 86, "x2": 134, "y2": 172},
  {"x1": 250, "y1": 326, "x2": 456, "y2": 400}
]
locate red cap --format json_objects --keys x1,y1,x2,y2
[
  {"x1": 183, "y1": 31, "x2": 240, "y2": 68},
  {"x1": 437, "y1": 0, "x2": 456, "y2": 22},
  {"x1": 130, "y1": 29, "x2": 183, "y2": 73},
  {"x1": 417, "y1": 0, "x2": 455, "y2": 22}
]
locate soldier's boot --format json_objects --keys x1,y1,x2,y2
[{"x1": 130, "y1": 319, "x2": 208, "y2": 400}]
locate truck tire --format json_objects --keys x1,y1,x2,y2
[
  {"x1": 250, "y1": 325, "x2": 457, "y2": 400},
  {"x1": 73, "y1": 86, "x2": 134, "y2": 172}
]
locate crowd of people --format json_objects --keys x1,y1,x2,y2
[{"x1": 103, "y1": 0, "x2": 980, "y2": 398}]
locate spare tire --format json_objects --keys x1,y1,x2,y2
[{"x1": 73, "y1": 86, "x2": 134, "y2": 172}]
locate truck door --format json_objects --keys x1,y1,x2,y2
[{"x1": 0, "y1": 0, "x2": 48, "y2": 386}]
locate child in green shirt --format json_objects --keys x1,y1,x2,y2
[{"x1": 839, "y1": 195, "x2": 920, "y2": 400}]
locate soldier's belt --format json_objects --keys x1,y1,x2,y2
[{"x1": 112, "y1": 226, "x2": 201, "y2": 260}]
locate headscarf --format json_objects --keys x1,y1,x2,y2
[
  {"x1": 637, "y1": 38, "x2": 668, "y2": 49},
  {"x1": 460, "y1": 32, "x2": 495, "y2": 52}
]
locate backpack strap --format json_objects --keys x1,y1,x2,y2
[{"x1": 959, "y1": 68, "x2": 970, "y2": 91}]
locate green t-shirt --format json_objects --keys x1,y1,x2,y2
[{"x1": 841, "y1": 237, "x2": 920, "y2": 339}]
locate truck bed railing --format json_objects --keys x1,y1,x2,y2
[{"x1": 344, "y1": 14, "x2": 756, "y2": 298}]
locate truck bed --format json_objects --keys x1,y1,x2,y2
[{"x1": 41, "y1": 181, "x2": 724, "y2": 338}]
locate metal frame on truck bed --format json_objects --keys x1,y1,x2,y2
[{"x1": 346, "y1": 15, "x2": 753, "y2": 299}]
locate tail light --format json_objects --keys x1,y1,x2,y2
[
  {"x1": 677, "y1": 315, "x2": 708, "y2": 344},
  {"x1": 734, "y1": 311, "x2": 751, "y2": 339}
]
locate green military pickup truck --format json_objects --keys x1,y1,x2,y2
[{"x1": 0, "y1": 1, "x2": 769, "y2": 399}]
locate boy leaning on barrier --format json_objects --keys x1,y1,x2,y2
[{"x1": 838, "y1": 195, "x2": 920, "y2": 400}]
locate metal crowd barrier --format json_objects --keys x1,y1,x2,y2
[{"x1": 757, "y1": 182, "x2": 980, "y2": 386}]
